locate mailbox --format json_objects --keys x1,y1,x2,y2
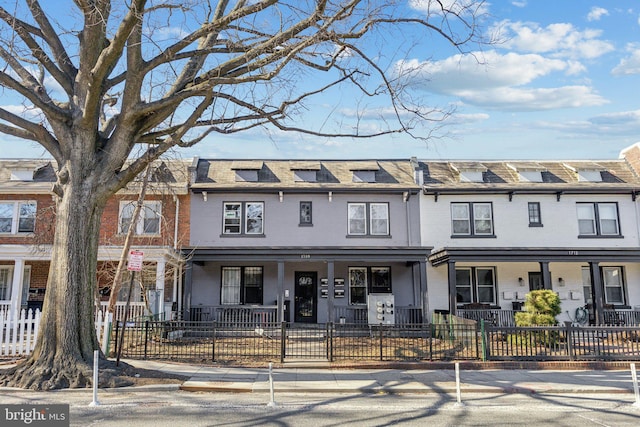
[{"x1": 367, "y1": 294, "x2": 395, "y2": 325}]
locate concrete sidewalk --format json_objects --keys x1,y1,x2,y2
[{"x1": 124, "y1": 359, "x2": 639, "y2": 395}]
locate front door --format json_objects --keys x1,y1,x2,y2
[
  {"x1": 529, "y1": 272, "x2": 543, "y2": 291},
  {"x1": 294, "y1": 272, "x2": 317, "y2": 323}
]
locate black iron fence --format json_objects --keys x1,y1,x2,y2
[{"x1": 111, "y1": 320, "x2": 640, "y2": 364}]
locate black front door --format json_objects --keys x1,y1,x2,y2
[
  {"x1": 294, "y1": 272, "x2": 317, "y2": 323},
  {"x1": 529, "y1": 272, "x2": 543, "y2": 291}
]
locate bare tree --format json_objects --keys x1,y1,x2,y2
[{"x1": 0, "y1": 0, "x2": 487, "y2": 389}]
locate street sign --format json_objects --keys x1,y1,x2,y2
[{"x1": 127, "y1": 249, "x2": 144, "y2": 271}]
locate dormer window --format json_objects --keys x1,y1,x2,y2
[
  {"x1": 451, "y1": 163, "x2": 485, "y2": 183},
  {"x1": 290, "y1": 161, "x2": 320, "y2": 182},
  {"x1": 10, "y1": 168, "x2": 34, "y2": 181},
  {"x1": 578, "y1": 170, "x2": 603, "y2": 182},
  {"x1": 350, "y1": 161, "x2": 379, "y2": 183},
  {"x1": 459, "y1": 170, "x2": 484, "y2": 183},
  {"x1": 231, "y1": 161, "x2": 263, "y2": 182},
  {"x1": 508, "y1": 163, "x2": 545, "y2": 183}
]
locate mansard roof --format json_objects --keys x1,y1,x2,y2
[
  {"x1": 191, "y1": 159, "x2": 420, "y2": 192},
  {"x1": 419, "y1": 159, "x2": 640, "y2": 196},
  {"x1": 0, "y1": 158, "x2": 191, "y2": 195}
]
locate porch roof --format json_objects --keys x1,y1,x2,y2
[
  {"x1": 184, "y1": 246, "x2": 430, "y2": 263},
  {"x1": 428, "y1": 247, "x2": 640, "y2": 267}
]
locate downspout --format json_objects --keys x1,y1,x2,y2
[{"x1": 173, "y1": 195, "x2": 179, "y2": 250}]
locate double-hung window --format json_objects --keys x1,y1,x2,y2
[
  {"x1": 581, "y1": 266, "x2": 626, "y2": 305},
  {"x1": 223, "y1": 202, "x2": 264, "y2": 235},
  {"x1": 528, "y1": 202, "x2": 542, "y2": 227},
  {"x1": 451, "y1": 202, "x2": 493, "y2": 236},
  {"x1": 221, "y1": 266, "x2": 263, "y2": 305},
  {"x1": 603, "y1": 266, "x2": 625, "y2": 305},
  {"x1": 576, "y1": 202, "x2": 620, "y2": 237},
  {"x1": 0, "y1": 266, "x2": 11, "y2": 301},
  {"x1": 119, "y1": 201, "x2": 161, "y2": 235},
  {"x1": 347, "y1": 202, "x2": 389, "y2": 236},
  {"x1": 348, "y1": 266, "x2": 391, "y2": 305},
  {"x1": 0, "y1": 201, "x2": 36, "y2": 234},
  {"x1": 455, "y1": 267, "x2": 496, "y2": 305}
]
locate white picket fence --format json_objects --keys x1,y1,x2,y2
[{"x1": 0, "y1": 309, "x2": 112, "y2": 358}]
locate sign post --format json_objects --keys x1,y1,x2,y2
[{"x1": 116, "y1": 250, "x2": 144, "y2": 366}]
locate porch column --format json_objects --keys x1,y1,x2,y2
[
  {"x1": 10, "y1": 258, "x2": 24, "y2": 318},
  {"x1": 327, "y1": 261, "x2": 335, "y2": 323},
  {"x1": 418, "y1": 260, "x2": 428, "y2": 323},
  {"x1": 539, "y1": 262, "x2": 552, "y2": 290},
  {"x1": 589, "y1": 261, "x2": 604, "y2": 325},
  {"x1": 182, "y1": 259, "x2": 193, "y2": 320},
  {"x1": 155, "y1": 259, "x2": 166, "y2": 316},
  {"x1": 277, "y1": 261, "x2": 284, "y2": 322},
  {"x1": 447, "y1": 260, "x2": 457, "y2": 315}
]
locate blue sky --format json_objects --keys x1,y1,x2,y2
[{"x1": 2, "y1": 1, "x2": 640, "y2": 161}]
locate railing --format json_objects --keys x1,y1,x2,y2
[
  {"x1": 333, "y1": 306, "x2": 423, "y2": 325},
  {"x1": 486, "y1": 324, "x2": 640, "y2": 361},
  {"x1": 458, "y1": 309, "x2": 517, "y2": 327},
  {"x1": 334, "y1": 306, "x2": 367, "y2": 324},
  {"x1": 113, "y1": 321, "x2": 479, "y2": 362},
  {"x1": 189, "y1": 305, "x2": 278, "y2": 327},
  {"x1": 112, "y1": 319, "x2": 640, "y2": 363},
  {"x1": 98, "y1": 301, "x2": 146, "y2": 322},
  {"x1": 1, "y1": 308, "x2": 112, "y2": 358},
  {"x1": 603, "y1": 309, "x2": 640, "y2": 326}
]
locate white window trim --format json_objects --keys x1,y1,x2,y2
[
  {"x1": 347, "y1": 202, "x2": 390, "y2": 236},
  {"x1": 118, "y1": 200, "x2": 162, "y2": 235},
  {"x1": 0, "y1": 201, "x2": 37, "y2": 234},
  {"x1": 451, "y1": 202, "x2": 494, "y2": 236},
  {"x1": 222, "y1": 202, "x2": 265, "y2": 235},
  {"x1": 576, "y1": 202, "x2": 620, "y2": 236},
  {"x1": 0, "y1": 265, "x2": 13, "y2": 301}
]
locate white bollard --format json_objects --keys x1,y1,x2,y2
[
  {"x1": 454, "y1": 362, "x2": 465, "y2": 407},
  {"x1": 631, "y1": 363, "x2": 640, "y2": 407},
  {"x1": 267, "y1": 362, "x2": 277, "y2": 408},
  {"x1": 89, "y1": 350, "x2": 100, "y2": 406}
]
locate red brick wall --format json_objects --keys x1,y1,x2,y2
[{"x1": 0, "y1": 194, "x2": 55, "y2": 245}]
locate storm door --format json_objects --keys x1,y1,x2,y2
[{"x1": 294, "y1": 272, "x2": 317, "y2": 323}]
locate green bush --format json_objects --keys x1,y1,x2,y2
[{"x1": 514, "y1": 289, "x2": 561, "y2": 327}]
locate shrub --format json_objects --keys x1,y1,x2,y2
[{"x1": 514, "y1": 289, "x2": 561, "y2": 327}]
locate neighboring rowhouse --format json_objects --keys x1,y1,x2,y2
[
  {"x1": 421, "y1": 144, "x2": 640, "y2": 325},
  {"x1": 0, "y1": 159, "x2": 190, "y2": 320},
  {"x1": 182, "y1": 159, "x2": 427, "y2": 325}
]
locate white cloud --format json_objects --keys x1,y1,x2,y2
[
  {"x1": 587, "y1": 7, "x2": 609, "y2": 22},
  {"x1": 613, "y1": 46, "x2": 640, "y2": 75},
  {"x1": 395, "y1": 50, "x2": 607, "y2": 111},
  {"x1": 511, "y1": 1, "x2": 527, "y2": 7},
  {"x1": 458, "y1": 85, "x2": 607, "y2": 111},
  {"x1": 495, "y1": 21, "x2": 614, "y2": 59},
  {"x1": 408, "y1": 0, "x2": 489, "y2": 16}
]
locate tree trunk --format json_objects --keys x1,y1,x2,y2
[{"x1": 0, "y1": 160, "x2": 116, "y2": 389}]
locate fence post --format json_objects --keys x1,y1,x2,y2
[
  {"x1": 566, "y1": 321, "x2": 574, "y2": 361},
  {"x1": 480, "y1": 319, "x2": 488, "y2": 362},
  {"x1": 113, "y1": 320, "x2": 120, "y2": 358},
  {"x1": 212, "y1": 321, "x2": 216, "y2": 362},
  {"x1": 429, "y1": 323, "x2": 434, "y2": 361},
  {"x1": 379, "y1": 326, "x2": 384, "y2": 361},
  {"x1": 144, "y1": 320, "x2": 149, "y2": 360},
  {"x1": 280, "y1": 322, "x2": 286, "y2": 363},
  {"x1": 327, "y1": 322, "x2": 333, "y2": 362}
]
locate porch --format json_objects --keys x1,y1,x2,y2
[
  {"x1": 186, "y1": 304, "x2": 424, "y2": 326},
  {"x1": 456, "y1": 307, "x2": 640, "y2": 327}
]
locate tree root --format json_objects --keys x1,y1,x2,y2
[{"x1": 0, "y1": 356, "x2": 137, "y2": 390}]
